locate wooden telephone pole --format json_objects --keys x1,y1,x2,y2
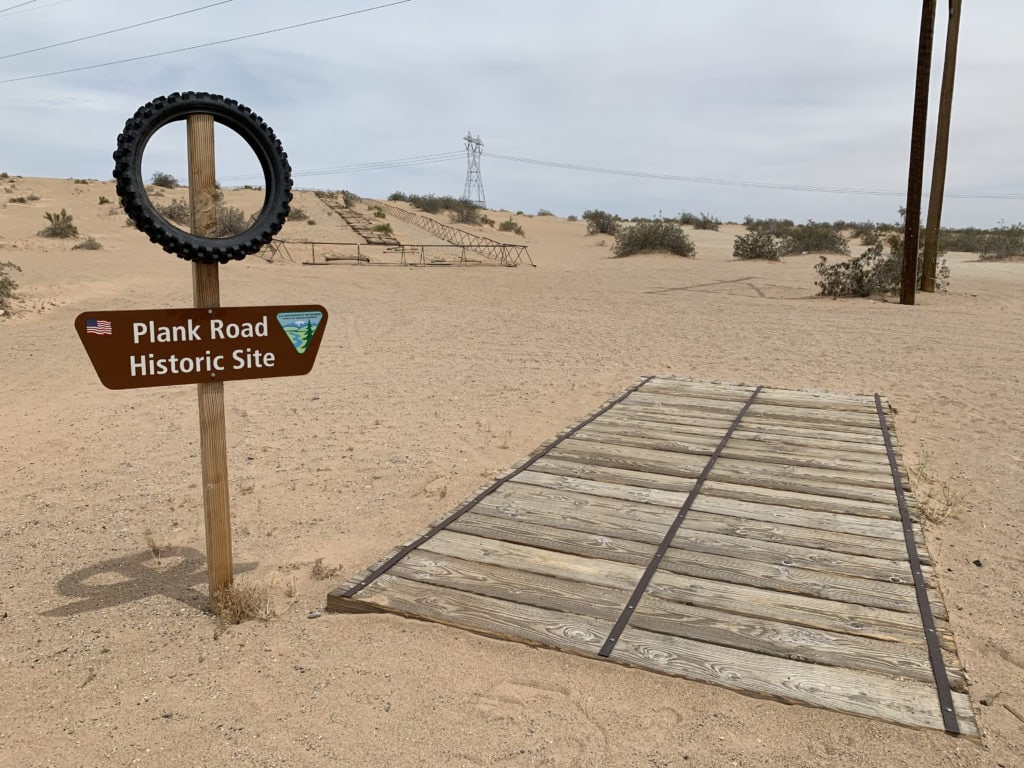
[
  {"x1": 900, "y1": 0, "x2": 937, "y2": 306},
  {"x1": 921, "y1": 0, "x2": 963, "y2": 292}
]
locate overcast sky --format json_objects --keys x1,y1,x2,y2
[{"x1": 2, "y1": 0, "x2": 1022, "y2": 227}]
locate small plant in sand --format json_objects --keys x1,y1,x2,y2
[
  {"x1": 150, "y1": 171, "x2": 180, "y2": 189},
  {"x1": 38, "y1": 209, "x2": 79, "y2": 238},
  {"x1": 156, "y1": 198, "x2": 190, "y2": 225},
  {"x1": 815, "y1": 230, "x2": 948, "y2": 297},
  {"x1": 582, "y1": 209, "x2": 620, "y2": 235},
  {"x1": 214, "y1": 579, "x2": 275, "y2": 624},
  {"x1": 680, "y1": 211, "x2": 720, "y2": 231},
  {"x1": 613, "y1": 220, "x2": 695, "y2": 258},
  {"x1": 733, "y1": 231, "x2": 781, "y2": 261},
  {"x1": 311, "y1": 557, "x2": 340, "y2": 581},
  {"x1": 781, "y1": 221, "x2": 849, "y2": 256},
  {"x1": 480, "y1": 214, "x2": 495, "y2": 227},
  {"x1": 1, "y1": 261, "x2": 22, "y2": 313},
  {"x1": 73, "y1": 178, "x2": 89, "y2": 185},
  {"x1": 743, "y1": 216, "x2": 795, "y2": 237},
  {"x1": 978, "y1": 223, "x2": 1024, "y2": 260},
  {"x1": 287, "y1": 205, "x2": 309, "y2": 221},
  {"x1": 98, "y1": 195, "x2": 111, "y2": 205},
  {"x1": 72, "y1": 236, "x2": 103, "y2": 251},
  {"x1": 537, "y1": 208, "x2": 554, "y2": 216},
  {"x1": 498, "y1": 217, "x2": 525, "y2": 236},
  {"x1": 373, "y1": 222, "x2": 394, "y2": 236},
  {"x1": 340, "y1": 190, "x2": 360, "y2": 208}
]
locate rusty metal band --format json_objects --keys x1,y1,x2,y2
[
  {"x1": 874, "y1": 395, "x2": 960, "y2": 735},
  {"x1": 340, "y1": 376, "x2": 656, "y2": 598},
  {"x1": 599, "y1": 385, "x2": 763, "y2": 658}
]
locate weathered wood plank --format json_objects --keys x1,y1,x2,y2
[
  {"x1": 610, "y1": 625, "x2": 977, "y2": 737},
  {"x1": 547, "y1": 439, "x2": 902, "y2": 503},
  {"x1": 480, "y1": 483, "x2": 926, "y2": 582},
  {"x1": 626, "y1": 391, "x2": 884, "y2": 430},
  {"x1": 574, "y1": 425, "x2": 902, "y2": 483},
  {"x1": 583, "y1": 417, "x2": 897, "y2": 471},
  {"x1": 530, "y1": 458, "x2": 913, "y2": 521},
  {"x1": 616, "y1": 402, "x2": 886, "y2": 444},
  {"x1": 511, "y1": 470, "x2": 927, "y2": 550},
  {"x1": 644, "y1": 378, "x2": 880, "y2": 414},
  {"x1": 384, "y1": 550, "x2": 963, "y2": 689},
  {"x1": 454, "y1": 510, "x2": 937, "y2": 614},
  {"x1": 418, "y1": 530, "x2": 954, "y2": 649}
]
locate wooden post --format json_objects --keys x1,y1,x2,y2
[
  {"x1": 921, "y1": 0, "x2": 962, "y2": 292},
  {"x1": 900, "y1": 0, "x2": 937, "y2": 306},
  {"x1": 187, "y1": 113, "x2": 233, "y2": 610}
]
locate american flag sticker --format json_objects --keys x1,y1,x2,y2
[{"x1": 85, "y1": 318, "x2": 112, "y2": 336}]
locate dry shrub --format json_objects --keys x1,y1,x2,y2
[
  {"x1": 214, "y1": 579, "x2": 275, "y2": 624},
  {"x1": 72, "y1": 236, "x2": 103, "y2": 251},
  {"x1": 311, "y1": 557, "x2": 340, "y2": 581}
]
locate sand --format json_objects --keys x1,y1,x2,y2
[{"x1": 1, "y1": 177, "x2": 1022, "y2": 767}]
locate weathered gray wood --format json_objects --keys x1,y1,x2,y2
[
  {"x1": 610, "y1": 625, "x2": 977, "y2": 737},
  {"x1": 547, "y1": 439, "x2": 902, "y2": 504},
  {"x1": 616, "y1": 402, "x2": 886, "y2": 444},
  {"x1": 480, "y1": 483, "x2": 925, "y2": 581},
  {"x1": 583, "y1": 417, "x2": 897, "y2": 472},
  {"x1": 643, "y1": 378, "x2": 880, "y2": 414},
  {"x1": 573, "y1": 425, "x2": 902, "y2": 483},
  {"x1": 510, "y1": 470, "x2": 927, "y2": 549},
  {"x1": 384, "y1": 550, "x2": 963, "y2": 689},
  {"x1": 626, "y1": 391, "x2": 884, "y2": 430},
  {"x1": 530, "y1": 458, "x2": 912, "y2": 521},
  {"x1": 327, "y1": 379, "x2": 975, "y2": 738}
]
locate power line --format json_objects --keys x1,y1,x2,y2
[
  {"x1": 218, "y1": 152, "x2": 463, "y2": 183},
  {"x1": 0, "y1": 1, "x2": 37, "y2": 14},
  {"x1": 0, "y1": 0, "x2": 73, "y2": 18},
  {"x1": 0, "y1": 1, "x2": 234, "y2": 61},
  {"x1": 0, "y1": 0, "x2": 413, "y2": 84},
  {"x1": 486, "y1": 152, "x2": 1024, "y2": 200}
]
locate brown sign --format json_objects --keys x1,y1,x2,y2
[{"x1": 75, "y1": 305, "x2": 328, "y2": 389}]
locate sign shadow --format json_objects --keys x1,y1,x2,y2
[{"x1": 43, "y1": 546, "x2": 257, "y2": 617}]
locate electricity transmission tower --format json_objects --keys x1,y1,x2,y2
[{"x1": 463, "y1": 132, "x2": 486, "y2": 208}]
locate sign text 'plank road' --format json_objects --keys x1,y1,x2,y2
[{"x1": 76, "y1": 305, "x2": 328, "y2": 389}]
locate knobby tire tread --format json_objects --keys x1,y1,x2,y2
[{"x1": 113, "y1": 91, "x2": 292, "y2": 263}]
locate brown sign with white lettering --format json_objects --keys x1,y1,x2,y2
[{"x1": 75, "y1": 305, "x2": 328, "y2": 389}]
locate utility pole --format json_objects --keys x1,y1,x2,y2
[
  {"x1": 900, "y1": 0, "x2": 937, "y2": 306},
  {"x1": 463, "y1": 132, "x2": 486, "y2": 208},
  {"x1": 921, "y1": 0, "x2": 962, "y2": 292}
]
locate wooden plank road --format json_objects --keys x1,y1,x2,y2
[{"x1": 327, "y1": 376, "x2": 978, "y2": 738}]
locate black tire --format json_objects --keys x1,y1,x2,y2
[{"x1": 113, "y1": 91, "x2": 292, "y2": 264}]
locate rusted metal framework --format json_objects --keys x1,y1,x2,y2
[{"x1": 379, "y1": 202, "x2": 533, "y2": 266}]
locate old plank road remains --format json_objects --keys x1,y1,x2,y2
[{"x1": 328, "y1": 376, "x2": 978, "y2": 738}]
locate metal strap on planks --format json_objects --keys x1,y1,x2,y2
[
  {"x1": 599, "y1": 385, "x2": 763, "y2": 658},
  {"x1": 874, "y1": 395, "x2": 960, "y2": 735},
  {"x1": 339, "y1": 376, "x2": 656, "y2": 598}
]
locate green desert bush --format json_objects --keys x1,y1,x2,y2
[
  {"x1": 340, "y1": 190, "x2": 360, "y2": 208},
  {"x1": 977, "y1": 224, "x2": 1024, "y2": 260},
  {"x1": 614, "y1": 220, "x2": 695, "y2": 258},
  {"x1": 8, "y1": 196, "x2": 28, "y2": 203},
  {"x1": 150, "y1": 172, "x2": 179, "y2": 189},
  {"x1": 815, "y1": 232, "x2": 949, "y2": 297},
  {"x1": 372, "y1": 222, "x2": 394, "y2": 236},
  {"x1": 733, "y1": 231, "x2": 781, "y2": 260},
  {"x1": 38, "y1": 209, "x2": 79, "y2": 238},
  {"x1": 743, "y1": 216, "x2": 795, "y2": 237},
  {"x1": 498, "y1": 218, "x2": 525, "y2": 236},
  {"x1": 287, "y1": 206, "x2": 309, "y2": 221},
  {"x1": 566, "y1": 214, "x2": 578, "y2": 222},
  {"x1": 582, "y1": 209, "x2": 620, "y2": 235},
  {"x1": 781, "y1": 221, "x2": 849, "y2": 256},
  {"x1": 307, "y1": 219, "x2": 316, "y2": 226},
  {"x1": 214, "y1": 205, "x2": 247, "y2": 237},
  {"x1": 98, "y1": 195, "x2": 111, "y2": 205},
  {"x1": 480, "y1": 214, "x2": 495, "y2": 227},
  {"x1": 537, "y1": 208, "x2": 554, "y2": 216},
  {"x1": 680, "y1": 211, "x2": 721, "y2": 231},
  {"x1": 72, "y1": 236, "x2": 103, "y2": 250},
  {"x1": 1, "y1": 261, "x2": 22, "y2": 313},
  {"x1": 156, "y1": 199, "x2": 190, "y2": 225}
]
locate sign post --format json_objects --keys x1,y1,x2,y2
[
  {"x1": 188, "y1": 113, "x2": 234, "y2": 607},
  {"x1": 101, "y1": 92, "x2": 302, "y2": 616}
]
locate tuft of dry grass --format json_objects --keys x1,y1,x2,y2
[
  {"x1": 214, "y1": 579, "x2": 276, "y2": 624},
  {"x1": 909, "y1": 449, "x2": 966, "y2": 524},
  {"x1": 311, "y1": 557, "x2": 340, "y2": 581}
]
